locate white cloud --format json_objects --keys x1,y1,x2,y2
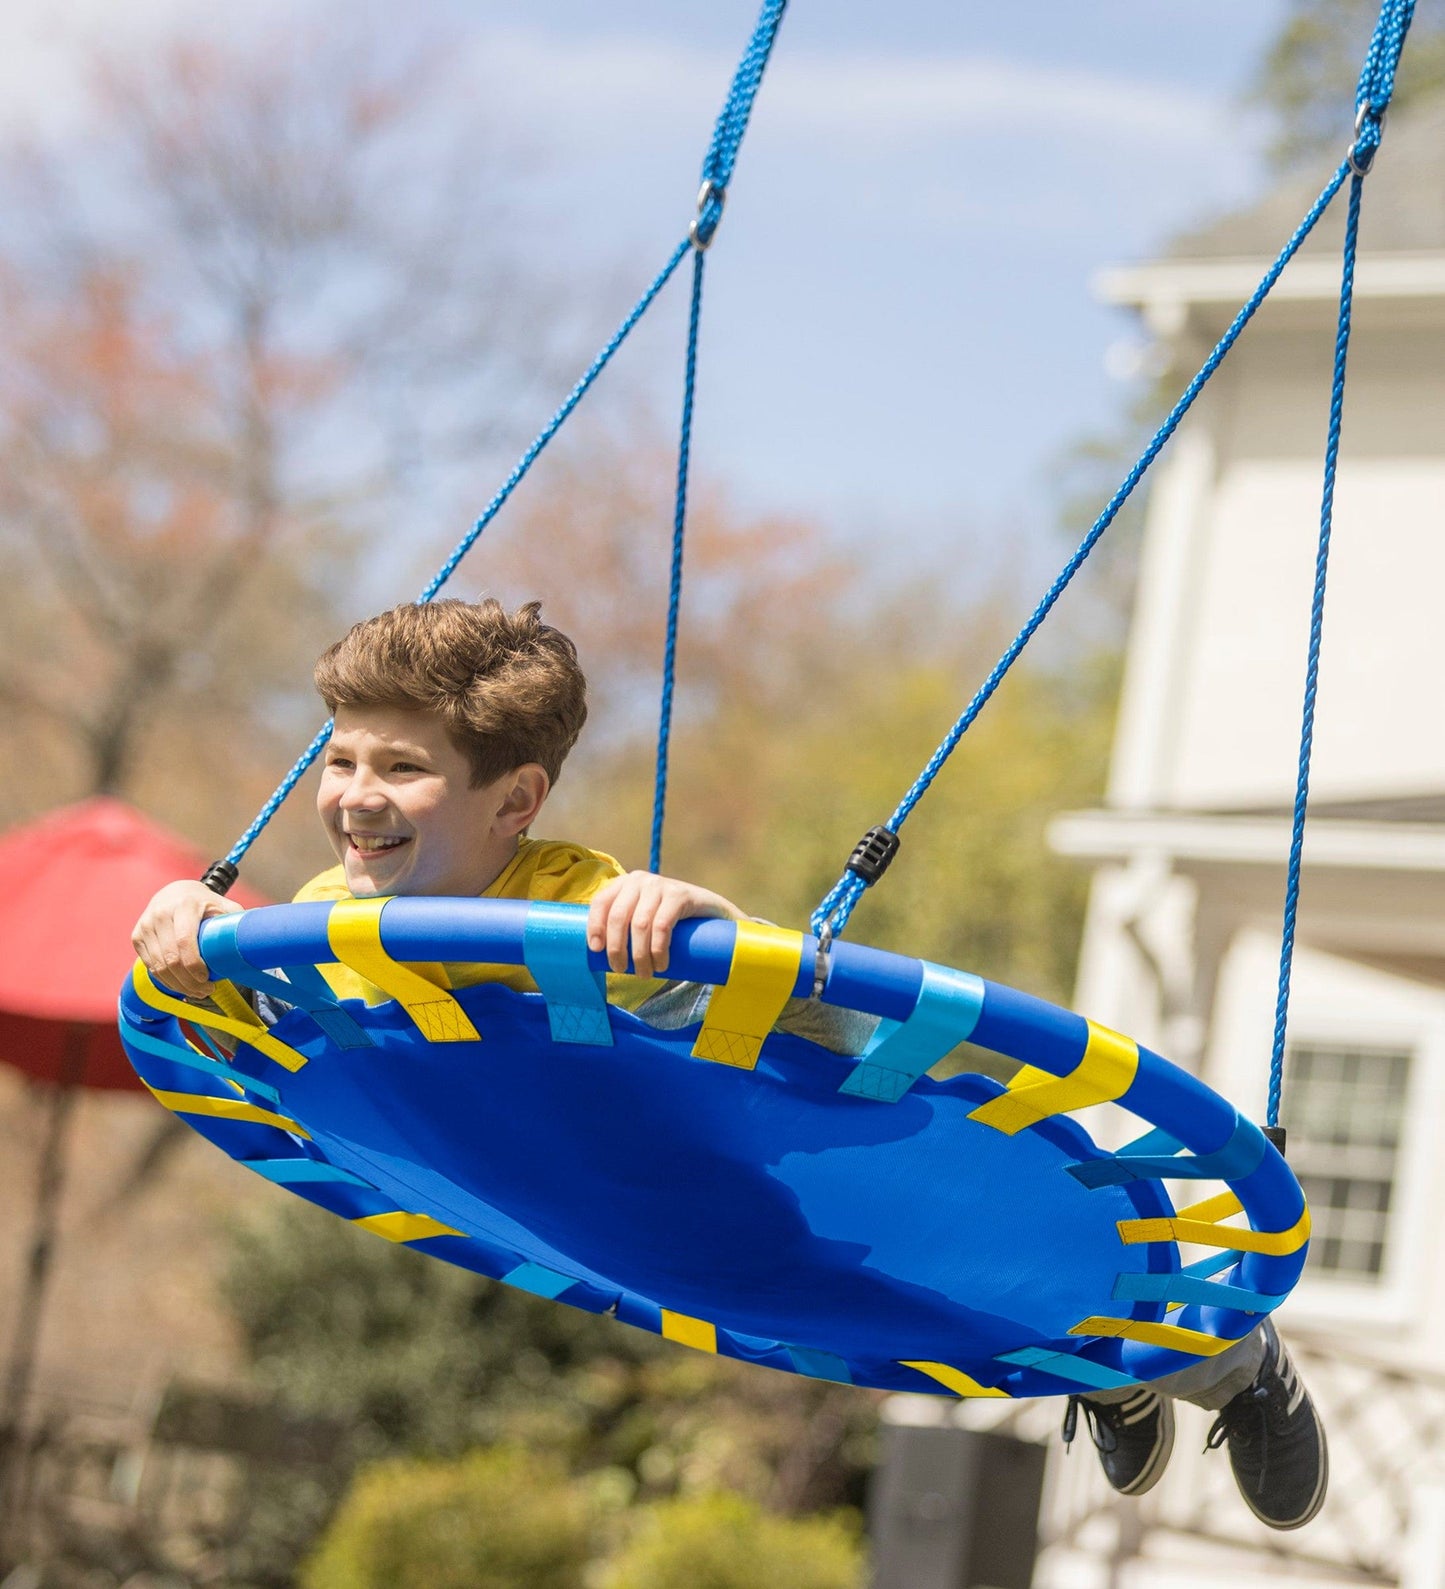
[{"x1": 478, "y1": 27, "x2": 1230, "y2": 154}]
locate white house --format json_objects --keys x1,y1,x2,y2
[{"x1": 887, "y1": 98, "x2": 1445, "y2": 1589}]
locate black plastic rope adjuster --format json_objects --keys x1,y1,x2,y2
[
  {"x1": 846, "y1": 826, "x2": 901, "y2": 886},
  {"x1": 1264, "y1": 1125, "x2": 1288, "y2": 1158},
  {"x1": 201, "y1": 859, "x2": 240, "y2": 897}
]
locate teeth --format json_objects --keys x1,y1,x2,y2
[{"x1": 349, "y1": 835, "x2": 406, "y2": 852}]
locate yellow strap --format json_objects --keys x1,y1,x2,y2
[
  {"x1": 1118, "y1": 1195, "x2": 1312, "y2": 1256},
  {"x1": 660, "y1": 1309, "x2": 718, "y2": 1353},
  {"x1": 692, "y1": 921, "x2": 803, "y2": 1070},
  {"x1": 327, "y1": 898, "x2": 481, "y2": 1043},
  {"x1": 1177, "y1": 1190, "x2": 1244, "y2": 1224},
  {"x1": 131, "y1": 963, "x2": 309, "y2": 1073},
  {"x1": 353, "y1": 1211, "x2": 463, "y2": 1243},
  {"x1": 144, "y1": 1083, "x2": 309, "y2": 1138},
  {"x1": 900, "y1": 1360, "x2": 1010, "y2": 1399},
  {"x1": 968, "y1": 1019, "x2": 1138, "y2": 1135},
  {"x1": 1070, "y1": 1316, "x2": 1240, "y2": 1357}
]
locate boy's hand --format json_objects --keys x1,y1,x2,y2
[
  {"x1": 131, "y1": 880, "x2": 244, "y2": 1000},
  {"x1": 586, "y1": 872, "x2": 745, "y2": 979}
]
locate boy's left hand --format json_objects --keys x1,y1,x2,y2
[{"x1": 586, "y1": 871, "x2": 745, "y2": 979}]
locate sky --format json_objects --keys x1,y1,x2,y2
[{"x1": 0, "y1": 0, "x2": 1294, "y2": 572}]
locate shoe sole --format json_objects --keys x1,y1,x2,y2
[{"x1": 1119, "y1": 1395, "x2": 1175, "y2": 1497}]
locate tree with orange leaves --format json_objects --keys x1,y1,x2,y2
[{"x1": 0, "y1": 13, "x2": 593, "y2": 895}]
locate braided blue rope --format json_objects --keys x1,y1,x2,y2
[
  {"x1": 812, "y1": 160, "x2": 1353, "y2": 940},
  {"x1": 694, "y1": 0, "x2": 789, "y2": 247},
  {"x1": 224, "y1": 0, "x2": 792, "y2": 874},
  {"x1": 650, "y1": 248, "x2": 707, "y2": 874},
  {"x1": 1267, "y1": 174, "x2": 1363, "y2": 1131},
  {"x1": 651, "y1": 0, "x2": 788, "y2": 870},
  {"x1": 1268, "y1": 0, "x2": 1413, "y2": 1126}
]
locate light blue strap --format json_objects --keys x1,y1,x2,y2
[
  {"x1": 1067, "y1": 1115, "x2": 1265, "y2": 1188},
  {"x1": 1120, "y1": 1126, "x2": 1183, "y2": 1157},
  {"x1": 203, "y1": 916, "x2": 373, "y2": 1050},
  {"x1": 504, "y1": 1261, "x2": 579, "y2": 1299},
  {"x1": 995, "y1": 1345, "x2": 1138, "y2": 1392},
  {"x1": 522, "y1": 903, "x2": 613, "y2": 1048},
  {"x1": 119, "y1": 1016, "x2": 282, "y2": 1106},
  {"x1": 1183, "y1": 1250, "x2": 1244, "y2": 1279},
  {"x1": 1112, "y1": 1271, "x2": 1287, "y2": 1315},
  {"x1": 787, "y1": 1347, "x2": 852, "y2": 1383},
  {"x1": 839, "y1": 961, "x2": 984, "y2": 1102},
  {"x1": 239, "y1": 1158, "x2": 371, "y2": 1186}
]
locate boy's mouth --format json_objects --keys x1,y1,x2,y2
[{"x1": 346, "y1": 834, "x2": 409, "y2": 854}]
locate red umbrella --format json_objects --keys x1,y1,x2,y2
[
  {"x1": 0, "y1": 797, "x2": 267, "y2": 1532},
  {"x1": 0, "y1": 796, "x2": 266, "y2": 1089}
]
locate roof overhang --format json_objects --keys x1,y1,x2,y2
[
  {"x1": 1051, "y1": 808, "x2": 1445, "y2": 873},
  {"x1": 1050, "y1": 808, "x2": 1445, "y2": 970},
  {"x1": 1094, "y1": 252, "x2": 1445, "y2": 337}
]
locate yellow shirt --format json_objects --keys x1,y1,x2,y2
[{"x1": 294, "y1": 837, "x2": 653, "y2": 1010}]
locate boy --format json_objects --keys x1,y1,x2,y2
[
  {"x1": 132, "y1": 598, "x2": 1325, "y2": 1528},
  {"x1": 133, "y1": 598, "x2": 745, "y2": 1007}
]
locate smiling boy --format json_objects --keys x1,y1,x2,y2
[{"x1": 133, "y1": 599, "x2": 746, "y2": 1004}]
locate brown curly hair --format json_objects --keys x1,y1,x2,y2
[{"x1": 314, "y1": 599, "x2": 588, "y2": 787}]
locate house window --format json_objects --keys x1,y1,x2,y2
[{"x1": 1284, "y1": 1043, "x2": 1411, "y2": 1281}]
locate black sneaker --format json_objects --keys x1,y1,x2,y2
[
  {"x1": 1206, "y1": 1325, "x2": 1328, "y2": 1529},
  {"x1": 1062, "y1": 1388, "x2": 1175, "y2": 1496}
]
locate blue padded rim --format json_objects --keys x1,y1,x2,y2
[{"x1": 167, "y1": 896, "x2": 1313, "y2": 1395}]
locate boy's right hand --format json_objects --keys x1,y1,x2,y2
[{"x1": 131, "y1": 880, "x2": 243, "y2": 1000}]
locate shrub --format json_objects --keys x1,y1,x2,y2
[
  {"x1": 598, "y1": 1491, "x2": 865, "y2": 1589},
  {"x1": 299, "y1": 1444, "x2": 592, "y2": 1589}
]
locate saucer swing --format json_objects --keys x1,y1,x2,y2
[{"x1": 119, "y1": 0, "x2": 1415, "y2": 1399}]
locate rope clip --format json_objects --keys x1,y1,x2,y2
[
  {"x1": 689, "y1": 179, "x2": 726, "y2": 250},
  {"x1": 846, "y1": 825, "x2": 901, "y2": 886},
  {"x1": 201, "y1": 859, "x2": 240, "y2": 897},
  {"x1": 1348, "y1": 100, "x2": 1385, "y2": 176}
]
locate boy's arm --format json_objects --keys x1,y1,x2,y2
[
  {"x1": 132, "y1": 880, "x2": 243, "y2": 999},
  {"x1": 585, "y1": 872, "x2": 747, "y2": 981}
]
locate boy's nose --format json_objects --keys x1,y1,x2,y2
[{"x1": 338, "y1": 770, "x2": 388, "y2": 810}]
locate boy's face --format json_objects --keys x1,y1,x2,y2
[{"x1": 318, "y1": 705, "x2": 543, "y2": 897}]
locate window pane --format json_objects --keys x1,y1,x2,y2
[{"x1": 1284, "y1": 1043, "x2": 1410, "y2": 1284}]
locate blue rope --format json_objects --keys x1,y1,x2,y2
[
  {"x1": 1267, "y1": 0, "x2": 1413, "y2": 1127},
  {"x1": 412, "y1": 243, "x2": 690, "y2": 611},
  {"x1": 1267, "y1": 174, "x2": 1363, "y2": 1130},
  {"x1": 650, "y1": 248, "x2": 706, "y2": 874},
  {"x1": 224, "y1": 0, "x2": 791, "y2": 874},
  {"x1": 694, "y1": 0, "x2": 789, "y2": 248},
  {"x1": 812, "y1": 160, "x2": 1353, "y2": 940}
]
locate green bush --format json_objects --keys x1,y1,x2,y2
[
  {"x1": 299, "y1": 1445, "x2": 593, "y2": 1589},
  {"x1": 598, "y1": 1491, "x2": 865, "y2": 1589}
]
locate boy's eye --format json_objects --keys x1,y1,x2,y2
[{"x1": 392, "y1": 761, "x2": 425, "y2": 774}]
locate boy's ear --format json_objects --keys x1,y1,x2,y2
[{"x1": 495, "y1": 764, "x2": 550, "y2": 836}]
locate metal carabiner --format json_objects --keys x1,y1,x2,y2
[
  {"x1": 812, "y1": 921, "x2": 834, "y2": 1000},
  {"x1": 689, "y1": 178, "x2": 726, "y2": 250},
  {"x1": 1348, "y1": 99, "x2": 1385, "y2": 177}
]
